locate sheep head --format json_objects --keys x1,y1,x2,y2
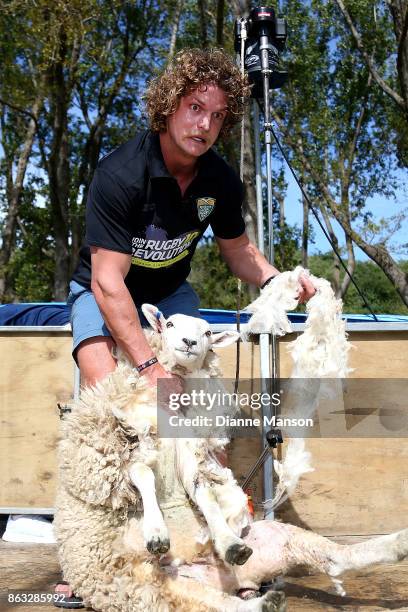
[{"x1": 141, "y1": 304, "x2": 240, "y2": 373}]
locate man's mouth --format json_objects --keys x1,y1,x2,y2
[{"x1": 191, "y1": 136, "x2": 206, "y2": 145}]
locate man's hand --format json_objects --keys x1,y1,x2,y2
[
  {"x1": 297, "y1": 274, "x2": 317, "y2": 304},
  {"x1": 142, "y1": 362, "x2": 183, "y2": 393},
  {"x1": 142, "y1": 362, "x2": 183, "y2": 415}
]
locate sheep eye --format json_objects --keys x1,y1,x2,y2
[
  {"x1": 166, "y1": 321, "x2": 174, "y2": 328},
  {"x1": 205, "y1": 330, "x2": 212, "y2": 337}
]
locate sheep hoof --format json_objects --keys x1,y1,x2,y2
[
  {"x1": 261, "y1": 590, "x2": 287, "y2": 612},
  {"x1": 225, "y1": 543, "x2": 253, "y2": 565},
  {"x1": 147, "y1": 537, "x2": 170, "y2": 555}
]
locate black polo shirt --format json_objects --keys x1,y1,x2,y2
[{"x1": 72, "y1": 130, "x2": 246, "y2": 306}]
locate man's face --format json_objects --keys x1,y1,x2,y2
[{"x1": 165, "y1": 84, "x2": 228, "y2": 160}]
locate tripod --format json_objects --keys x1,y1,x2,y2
[{"x1": 236, "y1": 5, "x2": 287, "y2": 518}]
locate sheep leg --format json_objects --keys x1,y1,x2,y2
[
  {"x1": 164, "y1": 573, "x2": 286, "y2": 612},
  {"x1": 128, "y1": 462, "x2": 170, "y2": 554},
  {"x1": 312, "y1": 527, "x2": 408, "y2": 595},
  {"x1": 281, "y1": 524, "x2": 408, "y2": 588},
  {"x1": 234, "y1": 521, "x2": 408, "y2": 597},
  {"x1": 195, "y1": 485, "x2": 253, "y2": 566},
  {"x1": 171, "y1": 522, "x2": 408, "y2": 604}
]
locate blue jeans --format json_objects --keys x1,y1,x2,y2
[{"x1": 67, "y1": 280, "x2": 201, "y2": 357}]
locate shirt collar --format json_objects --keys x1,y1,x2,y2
[{"x1": 145, "y1": 131, "x2": 172, "y2": 179}]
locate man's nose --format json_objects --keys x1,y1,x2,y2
[{"x1": 198, "y1": 114, "x2": 211, "y2": 131}]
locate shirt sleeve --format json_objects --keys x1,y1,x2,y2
[
  {"x1": 85, "y1": 168, "x2": 135, "y2": 254},
  {"x1": 209, "y1": 167, "x2": 246, "y2": 239}
]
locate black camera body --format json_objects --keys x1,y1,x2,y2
[{"x1": 235, "y1": 6, "x2": 288, "y2": 97}]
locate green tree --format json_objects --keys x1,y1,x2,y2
[
  {"x1": 309, "y1": 253, "x2": 408, "y2": 314},
  {"x1": 270, "y1": 0, "x2": 408, "y2": 305},
  {"x1": 189, "y1": 238, "x2": 251, "y2": 309},
  {"x1": 0, "y1": 1, "x2": 166, "y2": 300},
  {"x1": 0, "y1": 3, "x2": 47, "y2": 301},
  {"x1": 335, "y1": 0, "x2": 408, "y2": 166}
]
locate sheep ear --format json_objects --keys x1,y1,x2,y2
[
  {"x1": 211, "y1": 330, "x2": 240, "y2": 348},
  {"x1": 141, "y1": 303, "x2": 166, "y2": 332}
]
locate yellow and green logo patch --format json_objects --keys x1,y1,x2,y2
[{"x1": 196, "y1": 197, "x2": 216, "y2": 221}]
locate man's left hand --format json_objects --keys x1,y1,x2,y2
[{"x1": 297, "y1": 274, "x2": 317, "y2": 304}]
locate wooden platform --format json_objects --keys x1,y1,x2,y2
[
  {"x1": 1, "y1": 539, "x2": 408, "y2": 611},
  {"x1": 2, "y1": 329, "x2": 408, "y2": 526}
]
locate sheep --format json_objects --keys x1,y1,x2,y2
[
  {"x1": 103, "y1": 305, "x2": 253, "y2": 565},
  {"x1": 55, "y1": 308, "x2": 273, "y2": 611},
  {"x1": 54, "y1": 268, "x2": 408, "y2": 611},
  {"x1": 54, "y1": 384, "x2": 408, "y2": 611}
]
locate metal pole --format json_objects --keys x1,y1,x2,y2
[
  {"x1": 260, "y1": 334, "x2": 274, "y2": 514},
  {"x1": 260, "y1": 33, "x2": 274, "y2": 263},
  {"x1": 259, "y1": 29, "x2": 280, "y2": 519},
  {"x1": 253, "y1": 100, "x2": 264, "y2": 256},
  {"x1": 254, "y1": 97, "x2": 274, "y2": 515}
]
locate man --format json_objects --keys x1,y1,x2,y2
[
  {"x1": 68, "y1": 47, "x2": 314, "y2": 388},
  {"x1": 56, "y1": 47, "x2": 315, "y2": 607}
]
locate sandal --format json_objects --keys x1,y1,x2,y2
[{"x1": 53, "y1": 582, "x2": 84, "y2": 609}]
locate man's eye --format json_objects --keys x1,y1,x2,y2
[
  {"x1": 191, "y1": 104, "x2": 200, "y2": 111},
  {"x1": 214, "y1": 112, "x2": 225, "y2": 120},
  {"x1": 166, "y1": 321, "x2": 174, "y2": 328}
]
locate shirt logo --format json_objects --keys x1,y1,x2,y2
[
  {"x1": 131, "y1": 227, "x2": 201, "y2": 268},
  {"x1": 196, "y1": 197, "x2": 215, "y2": 222}
]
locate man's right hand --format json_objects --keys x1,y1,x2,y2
[{"x1": 141, "y1": 362, "x2": 183, "y2": 414}]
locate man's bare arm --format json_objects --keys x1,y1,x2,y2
[
  {"x1": 90, "y1": 246, "x2": 181, "y2": 388},
  {"x1": 215, "y1": 233, "x2": 315, "y2": 302},
  {"x1": 90, "y1": 246, "x2": 154, "y2": 364}
]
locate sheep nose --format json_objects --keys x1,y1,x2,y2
[{"x1": 182, "y1": 338, "x2": 197, "y2": 347}]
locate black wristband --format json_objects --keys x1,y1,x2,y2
[
  {"x1": 136, "y1": 356, "x2": 158, "y2": 373},
  {"x1": 261, "y1": 274, "x2": 279, "y2": 290}
]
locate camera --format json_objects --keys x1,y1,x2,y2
[{"x1": 235, "y1": 6, "x2": 288, "y2": 97}]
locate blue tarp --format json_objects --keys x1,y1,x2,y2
[
  {"x1": 0, "y1": 303, "x2": 70, "y2": 326},
  {"x1": 1, "y1": 303, "x2": 408, "y2": 327}
]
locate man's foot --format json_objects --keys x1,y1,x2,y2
[{"x1": 54, "y1": 582, "x2": 84, "y2": 609}]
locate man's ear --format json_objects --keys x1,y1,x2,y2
[
  {"x1": 211, "y1": 330, "x2": 240, "y2": 348},
  {"x1": 141, "y1": 304, "x2": 166, "y2": 333}
]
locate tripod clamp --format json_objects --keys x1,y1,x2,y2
[
  {"x1": 266, "y1": 427, "x2": 283, "y2": 448},
  {"x1": 241, "y1": 427, "x2": 283, "y2": 491}
]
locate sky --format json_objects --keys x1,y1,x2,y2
[
  {"x1": 281, "y1": 167, "x2": 408, "y2": 262},
  {"x1": 204, "y1": 162, "x2": 408, "y2": 263}
]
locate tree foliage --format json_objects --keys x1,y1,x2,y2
[
  {"x1": 271, "y1": 0, "x2": 408, "y2": 304},
  {"x1": 309, "y1": 253, "x2": 408, "y2": 314},
  {"x1": 191, "y1": 239, "x2": 408, "y2": 314},
  {"x1": 0, "y1": 0, "x2": 407, "y2": 315}
]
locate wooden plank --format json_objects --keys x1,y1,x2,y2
[
  {"x1": 1, "y1": 330, "x2": 408, "y2": 536},
  {"x1": 218, "y1": 341, "x2": 260, "y2": 378},
  {"x1": 279, "y1": 331, "x2": 408, "y2": 378},
  {"x1": 0, "y1": 333, "x2": 74, "y2": 509},
  {"x1": 276, "y1": 438, "x2": 408, "y2": 535},
  {"x1": 275, "y1": 331, "x2": 408, "y2": 535},
  {"x1": 284, "y1": 561, "x2": 408, "y2": 611},
  {"x1": 218, "y1": 343, "x2": 264, "y2": 503},
  {"x1": 1, "y1": 540, "x2": 408, "y2": 612}
]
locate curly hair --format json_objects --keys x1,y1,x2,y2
[{"x1": 145, "y1": 48, "x2": 251, "y2": 139}]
